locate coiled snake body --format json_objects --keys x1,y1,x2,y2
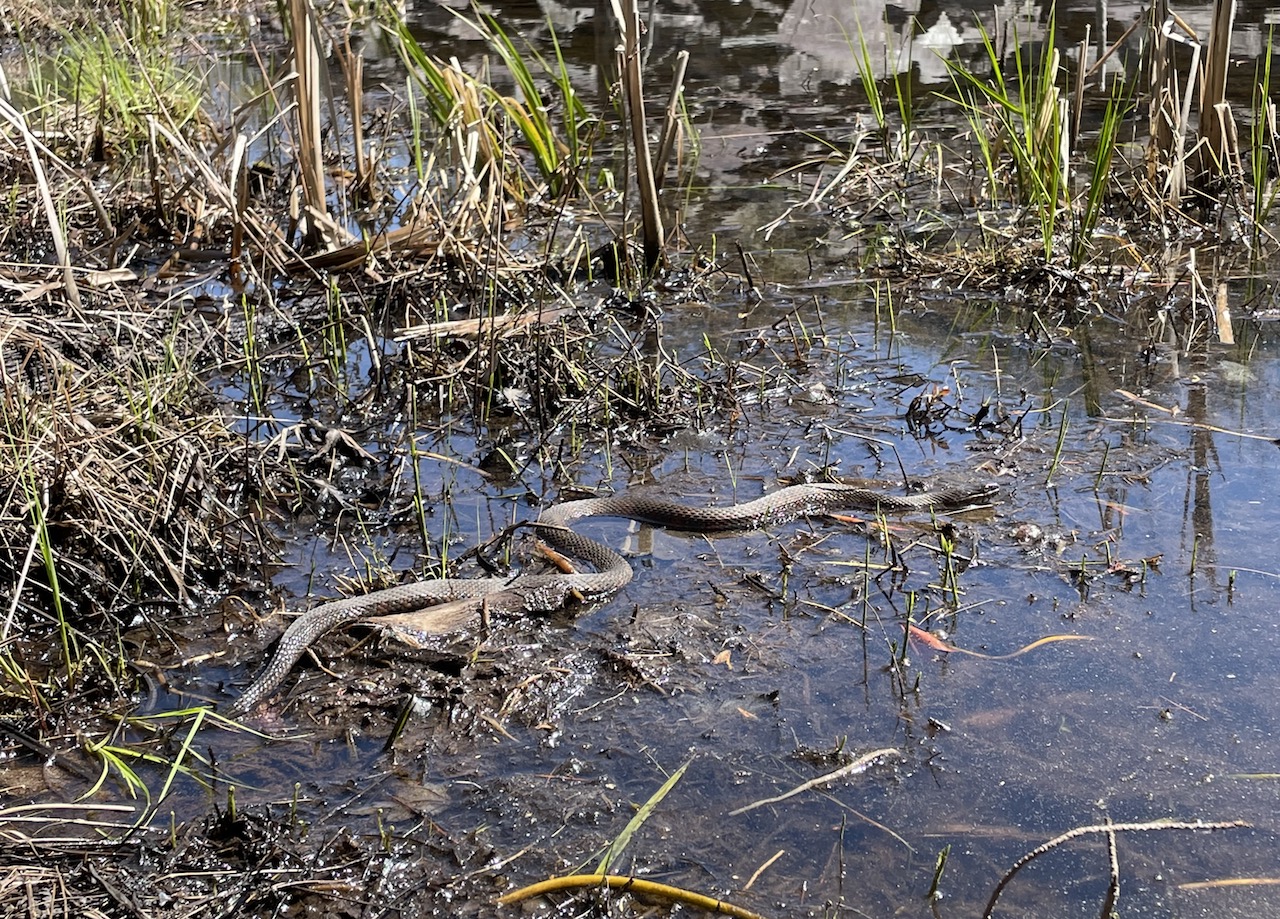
[{"x1": 229, "y1": 480, "x2": 994, "y2": 713}]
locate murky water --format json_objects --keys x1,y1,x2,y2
[{"x1": 61, "y1": 1, "x2": 1280, "y2": 916}]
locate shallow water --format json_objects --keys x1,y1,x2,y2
[
  {"x1": 187, "y1": 283, "x2": 1280, "y2": 918},
  {"x1": 23, "y1": 1, "x2": 1280, "y2": 917}
]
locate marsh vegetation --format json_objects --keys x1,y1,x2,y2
[{"x1": 2, "y1": 1, "x2": 1279, "y2": 917}]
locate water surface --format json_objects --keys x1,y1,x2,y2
[{"x1": 136, "y1": 1, "x2": 1280, "y2": 915}]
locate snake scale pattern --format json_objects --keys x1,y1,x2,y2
[{"x1": 229, "y1": 480, "x2": 995, "y2": 713}]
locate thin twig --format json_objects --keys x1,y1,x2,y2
[
  {"x1": 729, "y1": 747, "x2": 902, "y2": 816},
  {"x1": 1098, "y1": 822, "x2": 1120, "y2": 919},
  {"x1": 982, "y1": 819, "x2": 1248, "y2": 919}
]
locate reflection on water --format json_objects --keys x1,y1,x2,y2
[{"x1": 776, "y1": 0, "x2": 982, "y2": 88}]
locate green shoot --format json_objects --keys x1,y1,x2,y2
[
  {"x1": 1251, "y1": 27, "x2": 1279, "y2": 235},
  {"x1": 1047, "y1": 405, "x2": 1069, "y2": 487},
  {"x1": 597, "y1": 758, "x2": 691, "y2": 874},
  {"x1": 1073, "y1": 72, "x2": 1134, "y2": 268},
  {"x1": 929, "y1": 844, "x2": 951, "y2": 901},
  {"x1": 849, "y1": 19, "x2": 887, "y2": 140},
  {"x1": 942, "y1": 7, "x2": 1067, "y2": 258}
]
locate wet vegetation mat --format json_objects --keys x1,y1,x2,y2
[{"x1": 6, "y1": 0, "x2": 1280, "y2": 917}]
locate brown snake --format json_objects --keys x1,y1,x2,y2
[{"x1": 228, "y1": 480, "x2": 995, "y2": 713}]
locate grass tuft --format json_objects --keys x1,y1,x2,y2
[{"x1": 943, "y1": 9, "x2": 1068, "y2": 259}]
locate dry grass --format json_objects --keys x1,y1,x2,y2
[
  {"x1": 0, "y1": 289, "x2": 268, "y2": 711},
  {"x1": 0, "y1": 0, "x2": 721, "y2": 745}
]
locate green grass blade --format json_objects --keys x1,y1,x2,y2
[
  {"x1": 596, "y1": 757, "x2": 692, "y2": 874},
  {"x1": 154, "y1": 707, "x2": 207, "y2": 806}
]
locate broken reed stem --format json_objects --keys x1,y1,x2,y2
[
  {"x1": 337, "y1": 38, "x2": 370, "y2": 200},
  {"x1": 1214, "y1": 280, "x2": 1233, "y2": 344},
  {"x1": 229, "y1": 133, "x2": 249, "y2": 264},
  {"x1": 289, "y1": 0, "x2": 330, "y2": 248},
  {"x1": 1146, "y1": 1, "x2": 1174, "y2": 185},
  {"x1": 1196, "y1": 0, "x2": 1237, "y2": 187},
  {"x1": 1147, "y1": 1, "x2": 1199, "y2": 207},
  {"x1": 653, "y1": 49, "x2": 689, "y2": 192},
  {"x1": 1072, "y1": 31, "x2": 1088, "y2": 148},
  {"x1": 616, "y1": 0, "x2": 664, "y2": 271},
  {"x1": 0, "y1": 97, "x2": 82, "y2": 308},
  {"x1": 981, "y1": 819, "x2": 1247, "y2": 919}
]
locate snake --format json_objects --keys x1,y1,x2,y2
[{"x1": 228, "y1": 480, "x2": 995, "y2": 713}]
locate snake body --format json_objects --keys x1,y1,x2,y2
[{"x1": 229, "y1": 480, "x2": 994, "y2": 713}]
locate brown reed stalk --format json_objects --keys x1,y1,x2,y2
[
  {"x1": 229, "y1": 133, "x2": 248, "y2": 265},
  {"x1": 1195, "y1": 0, "x2": 1238, "y2": 188},
  {"x1": 337, "y1": 39, "x2": 373, "y2": 203},
  {"x1": 616, "y1": 0, "x2": 663, "y2": 271},
  {"x1": 1146, "y1": 0, "x2": 1174, "y2": 168},
  {"x1": 289, "y1": 0, "x2": 331, "y2": 249},
  {"x1": 1146, "y1": 2, "x2": 1197, "y2": 207},
  {"x1": 653, "y1": 50, "x2": 689, "y2": 192},
  {"x1": 1072, "y1": 31, "x2": 1088, "y2": 148}
]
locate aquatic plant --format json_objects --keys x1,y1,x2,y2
[
  {"x1": 943, "y1": 10, "x2": 1068, "y2": 260},
  {"x1": 41, "y1": 22, "x2": 205, "y2": 154},
  {"x1": 391, "y1": 7, "x2": 594, "y2": 201},
  {"x1": 850, "y1": 18, "x2": 890, "y2": 148},
  {"x1": 477, "y1": 10, "x2": 592, "y2": 199},
  {"x1": 1249, "y1": 28, "x2": 1279, "y2": 237},
  {"x1": 1070, "y1": 72, "x2": 1132, "y2": 268},
  {"x1": 847, "y1": 12, "x2": 917, "y2": 163}
]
